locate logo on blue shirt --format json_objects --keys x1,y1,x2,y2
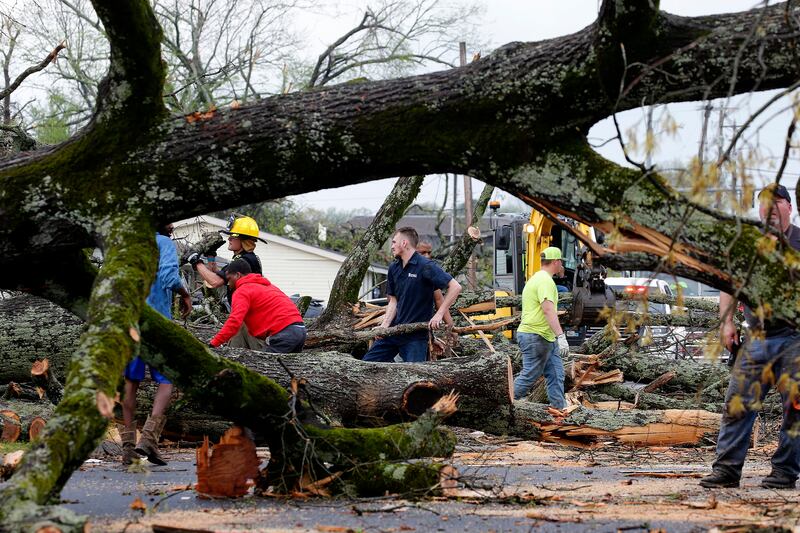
[{"x1": 408, "y1": 273, "x2": 417, "y2": 278}]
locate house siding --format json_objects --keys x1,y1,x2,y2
[{"x1": 172, "y1": 216, "x2": 387, "y2": 303}]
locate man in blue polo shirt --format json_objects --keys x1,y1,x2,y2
[{"x1": 363, "y1": 227, "x2": 462, "y2": 362}]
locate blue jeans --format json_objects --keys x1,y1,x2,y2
[
  {"x1": 713, "y1": 332, "x2": 800, "y2": 480},
  {"x1": 363, "y1": 335, "x2": 428, "y2": 362},
  {"x1": 514, "y1": 332, "x2": 566, "y2": 408}
]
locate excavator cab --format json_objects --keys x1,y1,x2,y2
[{"x1": 490, "y1": 206, "x2": 615, "y2": 339}]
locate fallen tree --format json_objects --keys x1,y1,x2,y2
[
  {"x1": 2, "y1": 0, "x2": 799, "y2": 529},
  {"x1": 512, "y1": 401, "x2": 721, "y2": 447},
  {"x1": 0, "y1": 296, "x2": 81, "y2": 383},
  {"x1": 219, "y1": 348, "x2": 513, "y2": 430}
]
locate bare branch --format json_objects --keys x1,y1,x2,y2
[{"x1": 0, "y1": 41, "x2": 65, "y2": 101}]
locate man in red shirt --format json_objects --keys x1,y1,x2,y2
[{"x1": 209, "y1": 260, "x2": 306, "y2": 353}]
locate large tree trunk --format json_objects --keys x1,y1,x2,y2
[
  {"x1": 0, "y1": 295, "x2": 81, "y2": 382},
  {"x1": 314, "y1": 175, "x2": 424, "y2": 328},
  {"x1": 219, "y1": 348, "x2": 513, "y2": 430}
]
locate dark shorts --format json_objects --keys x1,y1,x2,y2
[
  {"x1": 124, "y1": 356, "x2": 171, "y2": 384},
  {"x1": 264, "y1": 323, "x2": 306, "y2": 353},
  {"x1": 362, "y1": 335, "x2": 428, "y2": 363}
]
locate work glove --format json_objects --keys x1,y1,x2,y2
[
  {"x1": 187, "y1": 252, "x2": 202, "y2": 271},
  {"x1": 557, "y1": 334, "x2": 570, "y2": 357}
]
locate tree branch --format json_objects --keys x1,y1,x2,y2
[
  {"x1": 0, "y1": 42, "x2": 66, "y2": 101},
  {"x1": 0, "y1": 214, "x2": 156, "y2": 530}
]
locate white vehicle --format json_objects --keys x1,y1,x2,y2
[{"x1": 602, "y1": 277, "x2": 686, "y2": 357}]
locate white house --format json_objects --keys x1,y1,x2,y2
[{"x1": 172, "y1": 216, "x2": 388, "y2": 304}]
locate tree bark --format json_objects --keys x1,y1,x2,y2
[
  {"x1": 512, "y1": 400, "x2": 721, "y2": 447},
  {"x1": 314, "y1": 175, "x2": 424, "y2": 328},
  {"x1": 0, "y1": 295, "x2": 82, "y2": 382},
  {"x1": 219, "y1": 348, "x2": 513, "y2": 430},
  {"x1": 440, "y1": 182, "x2": 494, "y2": 275},
  {"x1": 599, "y1": 347, "x2": 730, "y2": 399},
  {"x1": 0, "y1": 399, "x2": 53, "y2": 442},
  {"x1": 591, "y1": 383, "x2": 721, "y2": 412}
]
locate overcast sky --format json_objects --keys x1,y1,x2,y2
[{"x1": 288, "y1": 0, "x2": 799, "y2": 223}]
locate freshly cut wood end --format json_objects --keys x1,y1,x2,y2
[
  {"x1": 3, "y1": 449, "x2": 24, "y2": 467},
  {"x1": 28, "y1": 417, "x2": 47, "y2": 441},
  {"x1": 431, "y1": 391, "x2": 459, "y2": 418},
  {"x1": 467, "y1": 226, "x2": 481, "y2": 239},
  {"x1": 95, "y1": 390, "x2": 115, "y2": 419},
  {"x1": 1, "y1": 409, "x2": 21, "y2": 442},
  {"x1": 31, "y1": 358, "x2": 50, "y2": 377},
  {"x1": 439, "y1": 465, "x2": 460, "y2": 497}
]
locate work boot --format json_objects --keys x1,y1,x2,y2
[
  {"x1": 117, "y1": 423, "x2": 140, "y2": 465},
  {"x1": 134, "y1": 414, "x2": 168, "y2": 466},
  {"x1": 699, "y1": 470, "x2": 740, "y2": 488},
  {"x1": 761, "y1": 470, "x2": 797, "y2": 489}
]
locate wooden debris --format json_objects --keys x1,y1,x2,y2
[
  {"x1": 0, "y1": 409, "x2": 21, "y2": 442},
  {"x1": 30, "y1": 359, "x2": 63, "y2": 404},
  {"x1": 0, "y1": 400, "x2": 53, "y2": 442},
  {"x1": 196, "y1": 425, "x2": 260, "y2": 498},
  {"x1": 569, "y1": 359, "x2": 624, "y2": 390},
  {"x1": 459, "y1": 310, "x2": 496, "y2": 353},
  {"x1": 641, "y1": 371, "x2": 676, "y2": 394},
  {"x1": 623, "y1": 471, "x2": 704, "y2": 478},
  {"x1": 0, "y1": 449, "x2": 24, "y2": 480},
  {"x1": 514, "y1": 402, "x2": 721, "y2": 447}
]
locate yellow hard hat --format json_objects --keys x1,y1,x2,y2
[{"x1": 222, "y1": 215, "x2": 265, "y2": 242}]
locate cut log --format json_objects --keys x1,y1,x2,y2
[
  {"x1": 218, "y1": 348, "x2": 513, "y2": 432},
  {"x1": 0, "y1": 450, "x2": 24, "y2": 481},
  {"x1": 24, "y1": 416, "x2": 46, "y2": 441},
  {"x1": 0, "y1": 400, "x2": 54, "y2": 442},
  {"x1": 0, "y1": 294, "x2": 81, "y2": 382},
  {"x1": 196, "y1": 426, "x2": 260, "y2": 498},
  {"x1": 2, "y1": 382, "x2": 45, "y2": 402},
  {"x1": 0, "y1": 410, "x2": 20, "y2": 442},
  {"x1": 305, "y1": 316, "x2": 519, "y2": 349},
  {"x1": 512, "y1": 401, "x2": 721, "y2": 447},
  {"x1": 30, "y1": 359, "x2": 64, "y2": 404}
]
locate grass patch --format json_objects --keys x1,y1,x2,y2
[{"x1": 0, "y1": 442, "x2": 29, "y2": 455}]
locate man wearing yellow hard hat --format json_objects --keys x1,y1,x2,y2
[{"x1": 188, "y1": 214, "x2": 266, "y2": 348}]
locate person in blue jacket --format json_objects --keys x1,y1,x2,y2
[{"x1": 120, "y1": 223, "x2": 192, "y2": 466}]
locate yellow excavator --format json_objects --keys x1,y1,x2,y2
[{"x1": 488, "y1": 201, "x2": 615, "y2": 342}]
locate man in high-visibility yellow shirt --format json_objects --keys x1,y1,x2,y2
[{"x1": 513, "y1": 246, "x2": 569, "y2": 407}]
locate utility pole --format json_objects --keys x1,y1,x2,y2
[
  {"x1": 459, "y1": 41, "x2": 477, "y2": 288},
  {"x1": 450, "y1": 173, "x2": 457, "y2": 243}
]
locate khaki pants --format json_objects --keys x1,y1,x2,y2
[{"x1": 227, "y1": 324, "x2": 266, "y2": 350}]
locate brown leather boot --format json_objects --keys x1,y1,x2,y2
[
  {"x1": 134, "y1": 414, "x2": 168, "y2": 466},
  {"x1": 117, "y1": 423, "x2": 140, "y2": 465}
]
